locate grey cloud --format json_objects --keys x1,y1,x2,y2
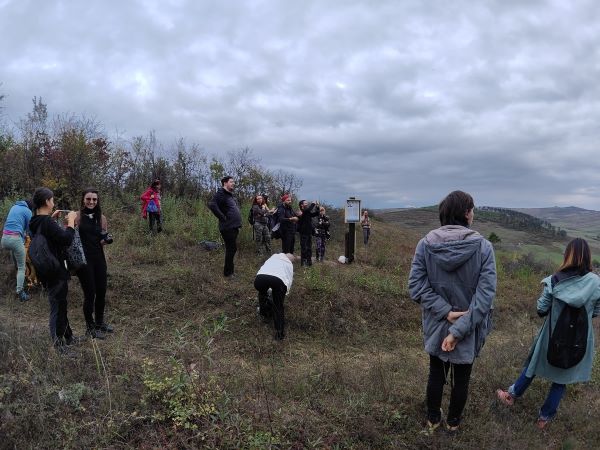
[{"x1": 3, "y1": 0, "x2": 600, "y2": 209}]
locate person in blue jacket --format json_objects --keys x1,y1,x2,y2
[
  {"x1": 497, "y1": 238, "x2": 600, "y2": 429},
  {"x1": 1, "y1": 199, "x2": 33, "y2": 302},
  {"x1": 409, "y1": 190, "x2": 496, "y2": 432}
]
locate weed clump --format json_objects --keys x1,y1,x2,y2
[{"x1": 141, "y1": 357, "x2": 218, "y2": 430}]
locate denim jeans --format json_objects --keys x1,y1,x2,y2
[
  {"x1": 1, "y1": 234, "x2": 27, "y2": 293},
  {"x1": 362, "y1": 228, "x2": 370, "y2": 245},
  {"x1": 508, "y1": 365, "x2": 566, "y2": 420}
]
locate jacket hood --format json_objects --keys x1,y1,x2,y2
[
  {"x1": 29, "y1": 215, "x2": 49, "y2": 234},
  {"x1": 542, "y1": 272, "x2": 600, "y2": 308},
  {"x1": 15, "y1": 200, "x2": 29, "y2": 208},
  {"x1": 424, "y1": 225, "x2": 483, "y2": 272}
]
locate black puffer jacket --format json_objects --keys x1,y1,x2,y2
[{"x1": 208, "y1": 188, "x2": 242, "y2": 231}]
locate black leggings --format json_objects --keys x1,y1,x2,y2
[
  {"x1": 426, "y1": 355, "x2": 473, "y2": 426},
  {"x1": 77, "y1": 254, "x2": 107, "y2": 327},
  {"x1": 254, "y1": 274, "x2": 287, "y2": 334}
]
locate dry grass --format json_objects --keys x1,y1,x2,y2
[{"x1": 1, "y1": 198, "x2": 600, "y2": 449}]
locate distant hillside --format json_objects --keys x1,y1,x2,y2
[
  {"x1": 513, "y1": 206, "x2": 600, "y2": 241},
  {"x1": 374, "y1": 206, "x2": 574, "y2": 265},
  {"x1": 375, "y1": 206, "x2": 564, "y2": 240}
]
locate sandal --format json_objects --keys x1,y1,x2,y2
[
  {"x1": 496, "y1": 389, "x2": 514, "y2": 406},
  {"x1": 536, "y1": 417, "x2": 550, "y2": 430}
]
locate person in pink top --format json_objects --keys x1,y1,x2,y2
[{"x1": 140, "y1": 179, "x2": 162, "y2": 233}]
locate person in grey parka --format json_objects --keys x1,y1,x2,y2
[
  {"x1": 497, "y1": 238, "x2": 600, "y2": 429},
  {"x1": 409, "y1": 190, "x2": 496, "y2": 432}
]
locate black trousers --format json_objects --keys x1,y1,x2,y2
[
  {"x1": 148, "y1": 212, "x2": 162, "y2": 232},
  {"x1": 47, "y1": 278, "x2": 73, "y2": 345},
  {"x1": 77, "y1": 254, "x2": 107, "y2": 327},
  {"x1": 220, "y1": 228, "x2": 239, "y2": 276},
  {"x1": 254, "y1": 274, "x2": 287, "y2": 335},
  {"x1": 300, "y1": 233, "x2": 312, "y2": 265},
  {"x1": 281, "y1": 230, "x2": 295, "y2": 254},
  {"x1": 426, "y1": 355, "x2": 473, "y2": 427}
]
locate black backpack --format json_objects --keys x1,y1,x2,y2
[
  {"x1": 547, "y1": 302, "x2": 588, "y2": 369},
  {"x1": 248, "y1": 208, "x2": 255, "y2": 226},
  {"x1": 29, "y1": 225, "x2": 61, "y2": 284}
]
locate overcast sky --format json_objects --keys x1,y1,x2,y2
[{"x1": 2, "y1": 0, "x2": 600, "y2": 209}]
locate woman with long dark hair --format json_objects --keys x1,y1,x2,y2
[
  {"x1": 409, "y1": 190, "x2": 496, "y2": 432},
  {"x1": 75, "y1": 188, "x2": 113, "y2": 339},
  {"x1": 497, "y1": 238, "x2": 600, "y2": 429},
  {"x1": 28, "y1": 187, "x2": 77, "y2": 354}
]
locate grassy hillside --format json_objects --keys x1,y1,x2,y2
[
  {"x1": 515, "y1": 206, "x2": 600, "y2": 243},
  {"x1": 1, "y1": 198, "x2": 600, "y2": 449},
  {"x1": 375, "y1": 207, "x2": 600, "y2": 267}
]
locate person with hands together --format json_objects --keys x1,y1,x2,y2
[{"x1": 409, "y1": 190, "x2": 496, "y2": 432}]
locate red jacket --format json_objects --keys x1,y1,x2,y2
[{"x1": 140, "y1": 187, "x2": 161, "y2": 218}]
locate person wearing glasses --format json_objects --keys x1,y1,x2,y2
[{"x1": 75, "y1": 188, "x2": 113, "y2": 339}]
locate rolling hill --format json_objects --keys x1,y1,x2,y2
[{"x1": 375, "y1": 206, "x2": 600, "y2": 265}]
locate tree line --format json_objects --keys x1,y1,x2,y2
[
  {"x1": 0, "y1": 96, "x2": 302, "y2": 208},
  {"x1": 477, "y1": 206, "x2": 567, "y2": 238}
]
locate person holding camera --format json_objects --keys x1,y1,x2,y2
[
  {"x1": 75, "y1": 188, "x2": 113, "y2": 339},
  {"x1": 28, "y1": 187, "x2": 77, "y2": 354},
  {"x1": 297, "y1": 200, "x2": 319, "y2": 267}
]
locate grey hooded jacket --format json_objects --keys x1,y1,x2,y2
[{"x1": 409, "y1": 225, "x2": 497, "y2": 364}]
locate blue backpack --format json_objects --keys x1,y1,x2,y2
[{"x1": 147, "y1": 199, "x2": 158, "y2": 213}]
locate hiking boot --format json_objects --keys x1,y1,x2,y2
[
  {"x1": 17, "y1": 290, "x2": 31, "y2": 302},
  {"x1": 86, "y1": 326, "x2": 106, "y2": 340},
  {"x1": 96, "y1": 322, "x2": 114, "y2": 333}
]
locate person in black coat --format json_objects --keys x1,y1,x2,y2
[
  {"x1": 297, "y1": 200, "x2": 319, "y2": 266},
  {"x1": 75, "y1": 188, "x2": 113, "y2": 340},
  {"x1": 28, "y1": 187, "x2": 77, "y2": 354},
  {"x1": 275, "y1": 194, "x2": 298, "y2": 254},
  {"x1": 208, "y1": 176, "x2": 242, "y2": 277}
]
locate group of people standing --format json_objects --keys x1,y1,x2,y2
[
  {"x1": 409, "y1": 190, "x2": 600, "y2": 432},
  {"x1": 208, "y1": 176, "x2": 332, "y2": 276},
  {"x1": 207, "y1": 176, "x2": 333, "y2": 340},
  {"x1": 2, "y1": 187, "x2": 113, "y2": 356}
]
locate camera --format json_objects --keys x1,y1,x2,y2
[{"x1": 100, "y1": 231, "x2": 114, "y2": 245}]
